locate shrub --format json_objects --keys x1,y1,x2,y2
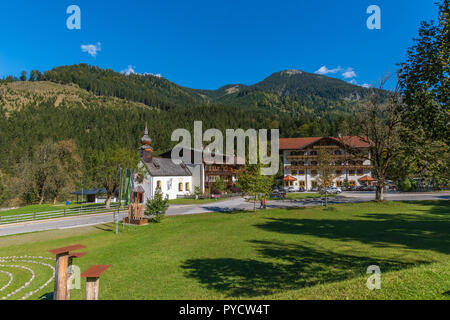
[{"x1": 144, "y1": 188, "x2": 169, "y2": 223}]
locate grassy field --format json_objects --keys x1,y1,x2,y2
[
  {"x1": 168, "y1": 198, "x2": 218, "y2": 205},
  {"x1": 0, "y1": 200, "x2": 449, "y2": 300},
  {"x1": 283, "y1": 193, "x2": 337, "y2": 200},
  {"x1": 0, "y1": 202, "x2": 119, "y2": 217}
]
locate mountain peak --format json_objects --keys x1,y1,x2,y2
[{"x1": 280, "y1": 69, "x2": 303, "y2": 76}]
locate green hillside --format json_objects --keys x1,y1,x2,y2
[
  {"x1": 39, "y1": 64, "x2": 375, "y2": 117},
  {"x1": 0, "y1": 65, "x2": 371, "y2": 205}
]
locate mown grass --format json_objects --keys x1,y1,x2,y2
[
  {"x1": 0, "y1": 200, "x2": 448, "y2": 300},
  {"x1": 283, "y1": 193, "x2": 337, "y2": 200},
  {"x1": 168, "y1": 198, "x2": 218, "y2": 205}
]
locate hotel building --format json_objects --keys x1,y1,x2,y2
[{"x1": 279, "y1": 136, "x2": 374, "y2": 190}]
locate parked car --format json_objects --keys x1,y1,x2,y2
[
  {"x1": 271, "y1": 191, "x2": 286, "y2": 199},
  {"x1": 326, "y1": 187, "x2": 342, "y2": 194},
  {"x1": 287, "y1": 187, "x2": 295, "y2": 193},
  {"x1": 310, "y1": 187, "x2": 318, "y2": 192}
]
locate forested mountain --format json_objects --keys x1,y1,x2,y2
[
  {"x1": 41, "y1": 64, "x2": 206, "y2": 110},
  {"x1": 0, "y1": 64, "x2": 371, "y2": 204},
  {"x1": 38, "y1": 64, "x2": 377, "y2": 116}
]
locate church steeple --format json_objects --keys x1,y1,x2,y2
[
  {"x1": 139, "y1": 124, "x2": 153, "y2": 163},
  {"x1": 141, "y1": 123, "x2": 152, "y2": 146}
]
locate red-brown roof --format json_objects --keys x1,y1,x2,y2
[
  {"x1": 49, "y1": 244, "x2": 86, "y2": 255},
  {"x1": 81, "y1": 265, "x2": 111, "y2": 278},
  {"x1": 279, "y1": 137, "x2": 322, "y2": 150},
  {"x1": 69, "y1": 252, "x2": 87, "y2": 259},
  {"x1": 331, "y1": 136, "x2": 372, "y2": 148},
  {"x1": 279, "y1": 136, "x2": 371, "y2": 150},
  {"x1": 359, "y1": 175, "x2": 376, "y2": 181}
]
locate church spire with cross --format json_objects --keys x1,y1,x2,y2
[{"x1": 139, "y1": 123, "x2": 153, "y2": 162}]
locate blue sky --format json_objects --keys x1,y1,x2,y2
[{"x1": 0, "y1": 0, "x2": 439, "y2": 89}]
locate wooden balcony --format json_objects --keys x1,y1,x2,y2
[
  {"x1": 286, "y1": 165, "x2": 373, "y2": 170},
  {"x1": 286, "y1": 154, "x2": 354, "y2": 160},
  {"x1": 206, "y1": 171, "x2": 237, "y2": 177}
]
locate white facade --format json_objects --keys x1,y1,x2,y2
[
  {"x1": 186, "y1": 163, "x2": 205, "y2": 194},
  {"x1": 282, "y1": 147, "x2": 373, "y2": 191},
  {"x1": 133, "y1": 165, "x2": 193, "y2": 201}
]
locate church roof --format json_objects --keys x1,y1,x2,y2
[{"x1": 143, "y1": 157, "x2": 192, "y2": 177}]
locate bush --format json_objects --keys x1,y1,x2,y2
[
  {"x1": 400, "y1": 178, "x2": 412, "y2": 192},
  {"x1": 144, "y1": 188, "x2": 169, "y2": 223}
]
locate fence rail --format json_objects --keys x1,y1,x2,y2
[{"x1": 0, "y1": 204, "x2": 128, "y2": 225}]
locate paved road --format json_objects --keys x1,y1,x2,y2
[{"x1": 0, "y1": 192, "x2": 448, "y2": 237}]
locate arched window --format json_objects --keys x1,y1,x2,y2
[
  {"x1": 185, "y1": 182, "x2": 190, "y2": 192},
  {"x1": 156, "y1": 180, "x2": 162, "y2": 190},
  {"x1": 178, "y1": 183, "x2": 183, "y2": 192}
]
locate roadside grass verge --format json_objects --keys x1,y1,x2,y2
[
  {"x1": 168, "y1": 198, "x2": 218, "y2": 205},
  {"x1": 284, "y1": 193, "x2": 337, "y2": 200}
]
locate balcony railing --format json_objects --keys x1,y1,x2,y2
[
  {"x1": 286, "y1": 165, "x2": 373, "y2": 170},
  {"x1": 286, "y1": 154, "x2": 356, "y2": 160}
]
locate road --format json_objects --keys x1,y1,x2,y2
[{"x1": 0, "y1": 191, "x2": 448, "y2": 237}]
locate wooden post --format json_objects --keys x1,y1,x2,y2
[
  {"x1": 49, "y1": 244, "x2": 86, "y2": 300},
  {"x1": 81, "y1": 265, "x2": 111, "y2": 300},
  {"x1": 53, "y1": 253, "x2": 69, "y2": 300},
  {"x1": 85, "y1": 277, "x2": 100, "y2": 300},
  {"x1": 66, "y1": 252, "x2": 87, "y2": 300}
]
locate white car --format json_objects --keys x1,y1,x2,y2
[{"x1": 326, "y1": 187, "x2": 342, "y2": 194}]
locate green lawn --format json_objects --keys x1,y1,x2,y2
[
  {"x1": 0, "y1": 202, "x2": 118, "y2": 217},
  {"x1": 0, "y1": 200, "x2": 449, "y2": 300},
  {"x1": 283, "y1": 193, "x2": 337, "y2": 200},
  {"x1": 168, "y1": 198, "x2": 218, "y2": 205}
]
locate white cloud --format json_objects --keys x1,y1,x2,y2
[
  {"x1": 120, "y1": 66, "x2": 162, "y2": 78},
  {"x1": 342, "y1": 68, "x2": 357, "y2": 79},
  {"x1": 81, "y1": 42, "x2": 101, "y2": 58},
  {"x1": 347, "y1": 79, "x2": 372, "y2": 88},
  {"x1": 315, "y1": 65, "x2": 342, "y2": 75},
  {"x1": 121, "y1": 65, "x2": 136, "y2": 75}
]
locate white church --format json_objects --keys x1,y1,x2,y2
[{"x1": 131, "y1": 126, "x2": 197, "y2": 201}]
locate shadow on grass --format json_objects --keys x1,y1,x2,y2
[
  {"x1": 182, "y1": 201, "x2": 449, "y2": 298},
  {"x1": 39, "y1": 292, "x2": 53, "y2": 300},
  {"x1": 254, "y1": 201, "x2": 450, "y2": 255},
  {"x1": 94, "y1": 224, "x2": 114, "y2": 232},
  {"x1": 182, "y1": 240, "x2": 423, "y2": 298}
]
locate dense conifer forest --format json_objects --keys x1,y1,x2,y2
[{"x1": 0, "y1": 64, "x2": 369, "y2": 204}]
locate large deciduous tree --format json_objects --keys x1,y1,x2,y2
[
  {"x1": 89, "y1": 145, "x2": 139, "y2": 209},
  {"x1": 317, "y1": 148, "x2": 335, "y2": 206},
  {"x1": 339, "y1": 78, "x2": 404, "y2": 201},
  {"x1": 398, "y1": 0, "x2": 449, "y2": 143},
  {"x1": 14, "y1": 139, "x2": 82, "y2": 205},
  {"x1": 237, "y1": 162, "x2": 273, "y2": 211},
  {"x1": 396, "y1": 0, "x2": 449, "y2": 189}
]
